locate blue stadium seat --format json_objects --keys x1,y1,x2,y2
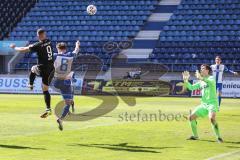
[{"x1": 152, "y1": 0, "x2": 240, "y2": 71}]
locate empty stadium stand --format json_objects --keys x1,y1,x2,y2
[
  {"x1": 151, "y1": 0, "x2": 240, "y2": 71},
  {"x1": 6, "y1": 0, "x2": 158, "y2": 71},
  {"x1": 4, "y1": 0, "x2": 240, "y2": 72},
  {"x1": 0, "y1": 0, "x2": 36, "y2": 40}
]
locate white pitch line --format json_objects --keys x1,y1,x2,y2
[{"x1": 207, "y1": 150, "x2": 240, "y2": 160}]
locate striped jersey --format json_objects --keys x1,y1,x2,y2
[
  {"x1": 54, "y1": 52, "x2": 75, "y2": 79},
  {"x1": 210, "y1": 64, "x2": 234, "y2": 83}
]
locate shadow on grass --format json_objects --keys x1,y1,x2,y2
[
  {"x1": 0, "y1": 144, "x2": 46, "y2": 150},
  {"x1": 226, "y1": 146, "x2": 240, "y2": 149},
  {"x1": 230, "y1": 115, "x2": 240, "y2": 117},
  {"x1": 199, "y1": 139, "x2": 240, "y2": 144},
  {"x1": 69, "y1": 143, "x2": 181, "y2": 153}
]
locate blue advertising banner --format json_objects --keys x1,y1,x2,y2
[{"x1": 0, "y1": 77, "x2": 83, "y2": 94}]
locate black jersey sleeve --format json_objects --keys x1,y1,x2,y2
[{"x1": 29, "y1": 42, "x2": 40, "y2": 52}]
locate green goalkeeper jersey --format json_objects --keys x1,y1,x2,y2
[{"x1": 184, "y1": 76, "x2": 218, "y2": 105}]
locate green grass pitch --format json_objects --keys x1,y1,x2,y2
[{"x1": 0, "y1": 94, "x2": 239, "y2": 160}]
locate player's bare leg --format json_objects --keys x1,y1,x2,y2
[
  {"x1": 217, "y1": 91, "x2": 222, "y2": 110},
  {"x1": 40, "y1": 84, "x2": 52, "y2": 118},
  {"x1": 57, "y1": 99, "x2": 72, "y2": 131},
  {"x1": 187, "y1": 113, "x2": 199, "y2": 140},
  {"x1": 209, "y1": 112, "x2": 223, "y2": 143}
]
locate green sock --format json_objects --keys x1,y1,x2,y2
[
  {"x1": 211, "y1": 122, "x2": 221, "y2": 138},
  {"x1": 190, "y1": 120, "x2": 198, "y2": 137}
]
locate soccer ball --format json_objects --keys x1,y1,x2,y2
[{"x1": 87, "y1": 5, "x2": 97, "y2": 15}]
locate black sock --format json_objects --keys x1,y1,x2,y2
[
  {"x1": 29, "y1": 72, "x2": 36, "y2": 85},
  {"x1": 43, "y1": 91, "x2": 51, "y2": 109},
  {"x1": 72, "y1": 101, "x2": 74, "y2": 108}
]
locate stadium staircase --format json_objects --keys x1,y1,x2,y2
[
  {"x1": 4, "y1": 0, "x2": 240, "y2": 73},
  {"x1": 5, "y1": 0, "x2": 159, "y2": 72},
  {"x1": 121, "y1": 0, "x2": 181, "y2": 62},
  {"x1": 151, "y1": 0, "x2": 240, "y2": 72}
]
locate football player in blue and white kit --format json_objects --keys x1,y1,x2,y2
[
  {"x1": 53, "y1": 40, "x2": 80, "y2": 131},
  {"x1": 210, "y1": 56, "x2": 238, "y2": 109}
]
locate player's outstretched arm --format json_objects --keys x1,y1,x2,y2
[
  {"x1": 234, "y1": 72, "x2": 239, "y2": 76},
  {"x1": 195, "y1": 70, "x2": 203, "y2": 80},
  {"x1": 182, "y1": 71, "x2": 201, "y2": 91},
  {"x1": 72, "y1": 40, "x2": 80, "y2": 54},
  {"x1": 227, "y1": 68, "x2": 238, "y2": 76},
  {"x1": 10, "y1": 44, "x2": 30, "y2": 53},
  {"x1": 182, "y1": 71, "x2": 190, "y2": 82},
  {"x1": 224, "y1": 65, "x2": 238, "y2": 76}
]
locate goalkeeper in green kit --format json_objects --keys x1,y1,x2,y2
[{"x1": 182, "y1": 64, "x2": 223, "y2": 143}]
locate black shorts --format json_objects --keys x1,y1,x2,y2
[{"x1": 31, "y1": 64, "x2": 55, "y2": 86}]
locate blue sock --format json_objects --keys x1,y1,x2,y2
[
  {"x1": 60, "y1": 105, "x2": 70, "y2": 119},
  {"x1": 218, "y1": 96, "x2": 222, "y2": 107}
]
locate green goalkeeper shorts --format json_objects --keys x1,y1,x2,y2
[{"x1": 192, "y1": 103, "x2": 218, "y2": 118}]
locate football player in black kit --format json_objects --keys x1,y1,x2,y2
[{"x1": 10, "y1": 29, "x2": 54, "y2": 118}]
